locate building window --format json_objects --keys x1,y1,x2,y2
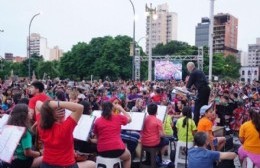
[
  {"x1": 242, "y1": 70, "x2": 244, "y2": 75},
  {"x1": 248, "y1": 71, "x2": 251, "y2": 75},
  {"x1": 255, "y1": 70, "x2": 257, "y2": 75}
]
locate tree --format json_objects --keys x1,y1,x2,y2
[
  {"x1": 60, "y1": 42, "x2": 91, "y2": 80},
  {"x1": 10, "y1": 62, "x2": 27, "y2": 77},
  {"x1": 153, "y1": 41, "x2": 197, "y2": 55},
  {"x1": 60, "y1": 35, "x2": 138, "y2": 80},
  {"x1": 223, "y1": 55, "x2": 241, "y2": 79},
  {"x1": 203, "y1": 52, "x2": 241, "y2": 79},
  {"x1": 92, "y1": 36, "x2": 133, "y2": 80},
  {"x1": 203, "y1": 52, "x2": 226, "y2": 76},
  {"x1": 22, "y1": 53, "x2": 44, "y2": 78},
  {"x1": 37, "y1": 61, "x2": 60, "y2": 79},
  {"x1": 0, "y1": 60, "x2": 12, "y2": 79}
]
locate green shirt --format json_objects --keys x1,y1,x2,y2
[
  {"x1": 163, "y1": 115, "x2": 173, "y2": 136},
  {"x1": 176, "y1": 117, "x2": 196, "y2": 142},
  {"x1": 15, "y1": 130, "x2": 32, "y2": 160}
]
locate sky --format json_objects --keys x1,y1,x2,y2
[{"x1": 0, "y1": 0, "x2": 260, "y2": 57}]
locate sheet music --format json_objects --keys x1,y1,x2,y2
[
  {"x1": 157, "y1": 105, "x2": 167, "y2": 122},
  {"x1": 122, "y1": 112, "x2": 146, "y2": 131},
  {"x1": 92, "y1": 110, "x2": 102, "y2": 120},
  {"x1": 173, "y1": 87, "x2": 190, "y2": 94},
  {"x1": 64, "y1": 109, "x2": 72, "y2": 119},
  {"x1": 0, "y1": 114, "x2": 10, "y2": 131},
  {"x1": 73, "y1": 115, "x2": 96, "y2": 141},
  {"x1": 0, "y1": 125, "x2": 25, "y2": 163},
  {"x1": 145, "y1": 105, "x2": 167, "y2": 122}
]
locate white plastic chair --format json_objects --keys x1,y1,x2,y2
[
  {"x1": 242, "y1": 157, "x2": 255, "y2": 168},
  {"x1": 96, "y1": 156, "x2": 122, "y2": 168},
  {"x1": 174, "y1": 141, "x2": 194, "y2": 167}
]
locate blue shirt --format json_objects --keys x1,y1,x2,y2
[{"x1": 188, "y1": 147, "x2": 220, "y2": 168}]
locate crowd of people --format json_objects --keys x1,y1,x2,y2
[{"x1": 0, "y1": 64, "x2": 260, "y2": 168}]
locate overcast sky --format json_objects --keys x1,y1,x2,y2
[{"x1": 0, "y1": 0, "x2": 259, "y2": 57}]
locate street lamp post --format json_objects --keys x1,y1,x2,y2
[
  {"x1": 0, "y1": 29, "x2": 4, "y2": 54},
  {"x1": 146, "y1": 3, "x2": 156, "y2": 81},
  {"x1": 129, "y1": 0, "x2": 135, "y2": 80},
  {"x1": 0, "y1": 29, "x2": 4, "y2": 71},
  {"x1": 28, "y1": 13, "x2": 40, "y2": 80},
  {"x1": 208, "y1": 0, "x2": 215, "y2": 82}
]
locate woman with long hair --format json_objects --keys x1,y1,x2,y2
[
  {"x1": 36, "y1": 100, "x2": 95, "y2": 168},
  {"x1": 238, "y1": 108, "x2": 260, "y2": 167},
  {"x1": 8, "y1": 104, "x2": 42, "y2": 168},
  {"x1": 94, "y1": 102, "x2": 132, "y2": 168},
  {"x1": 131, "y1": 98, "x2": 145, "y2": 112},
  {"x1": 176, "y1": 106, "x2": 196, "y2": 142}
]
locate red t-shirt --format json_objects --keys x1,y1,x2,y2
[
  {"x1": 38, "y1": 116, "x2": 77, "y2": 166},
  {"x1": 94, "y1": 115, "x2": 128, "y2": 152},
  {"x1": 29, "y1": 93, "x2": 50, "y2": 109},
  {"x1": 141, "y1": 115, "x2": 163, "y2": 146},
  {"x1": 151, "y1": 94, "x2": 162, "y2": 103},
  {"x1": 29, "y1": 93, "x2": 50, "y2": 120}
]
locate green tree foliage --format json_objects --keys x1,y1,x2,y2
[
  {"x1": 153, "y1": 41, "x2": 198, "y2": 55},
  {"x1": 203, "y1": 51, "x2": 241, "y2": 79},
  {"x1": 60, "y1": 42, "x2": 89, "y2": 80},
  {"x1": 203, "y1": 52, "x2": 226, "y2": 76},
  {"x1": 37, "y1": 60, "x2": 60, "y2": 79},
  {"x1": 0, "y1": 37, "x2": 240, "y2": 81},
  {"x1": 223, "y1": 55, "x2": 241, "y2": 78},
  {"x1": 0, "y1": 53, "x2": 46, "y2": 79},
  {"x1": 59, "y1": 35, "x2": 144, "y2": 80}
]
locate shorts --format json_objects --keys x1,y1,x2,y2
[
  {"x1": 238, "y1": 146, "x2": 260, "y2": 167},
  {"x1": 213, "y1": 138, "x2": 218, "y2": 146},
  {"x1": 155, "y1": 137, "x2": 170, "y2": 148},
  {"x1": 207, "y1": 138, "x2": 218, "y2": 150},
  {"x1": 11, "y1": 157, "x2": 33, "y2": 168},
  {"x1": 40, "y1": 162, "x2": 79, "y2": 168},
  {"x1": 98, "y1": 149, "x2": 125, "y2": 158}
]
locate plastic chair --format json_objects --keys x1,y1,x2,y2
[
  {"x1": 242, "y1": 157, "x2": 255, "y2": 168},
  {"x1": 96, "y1": 156, "x2": 122, "y2": 168},
  {"x1": 174, "y1": 141, "x2": 194, "y2": 167}
]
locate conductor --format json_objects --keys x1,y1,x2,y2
[{"x1": 186, "y1": 62, "x2": 210, "y2": 125}]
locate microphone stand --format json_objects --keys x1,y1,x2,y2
[
  {"x1": 173, "y1": 88, "x2": 196, "y2": 168},
  {"x1": 185, "y1": 93, "x2": 193, "y2": 168}
]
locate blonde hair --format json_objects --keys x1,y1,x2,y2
[
  {"x1": 69, "y1": 90, "x2": 79, "y2": 101},
  {"x1": 135, "y1": 98, "x2": 143, "y2": 105}
]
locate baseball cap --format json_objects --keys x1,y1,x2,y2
[{"x1": 200, "y1": 103, "x2": 213, "y2": 116}]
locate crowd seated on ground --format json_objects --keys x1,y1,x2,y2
[{"x1": 0, "y1": 78, "x2": 260, "y2": 168}]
